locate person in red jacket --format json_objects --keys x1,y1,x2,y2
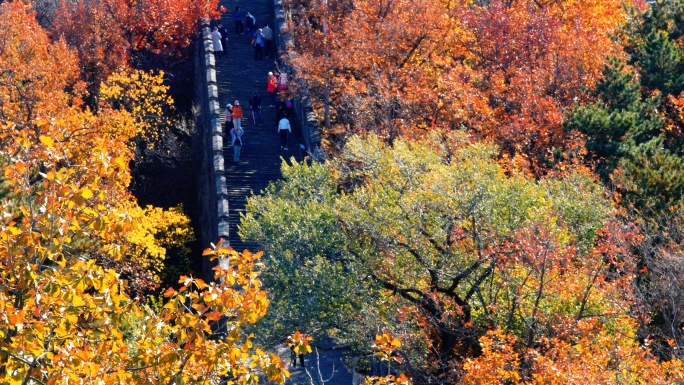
[
  {"x1": 232, "y1": 100, "x2": 244, "y2": 131},
  {"x1": 266, "y1": 72, "x2": 278, "y2": 107}
]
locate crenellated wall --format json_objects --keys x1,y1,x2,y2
[{"x1": 193, "y1": 25, "x2": 230, "y2": 280}]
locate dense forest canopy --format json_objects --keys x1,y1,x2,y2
[{"x1": 1, "y1": 0, "x2": 684, "y2": 382}]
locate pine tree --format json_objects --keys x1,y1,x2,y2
[
  {"x1": 564, "y1": 58, "x2": 662, "y2": 182},
  {"x1": 622, "y1": 0, "x2": 684, "y2": 95}
]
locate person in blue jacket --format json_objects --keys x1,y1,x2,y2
[
  {"x1": 230, "y1": 125, "x2": 244, "y2": 162},
  {"x1": 252, "y1": 28, "x2": 265, "y2": 61}
]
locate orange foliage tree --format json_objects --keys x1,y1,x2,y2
[
  {"x1": 49, "y1": 0, "x2": 222, "y2": 98},
  {"x1": 456, "y1": 0, "x2": 626, "y2": 174},
  {"x1": 287, "y1": 0, "x2": 628, "y2": 174},
  {"x1": 0, "y1": 3, "x2": 288, "y2": 383},
  {"x1": 0, "y1": 1, "x2": 82, "y2": 127},
  {"x1": 287, "y1": 0, "x2": 469, "y2": 144}
]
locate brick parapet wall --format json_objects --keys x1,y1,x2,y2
[{"x1": 194, "y1": 26, "x2": 230, "y2": 280}]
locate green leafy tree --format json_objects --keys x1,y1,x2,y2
[
  {"x1": 240, "y1": 133, "x2": 664, "y2": 383},
  {"x1": 564, "y1": 58, "x2": 663, "y2": 183},
  {"x1": 240, "y1": 160, "x2": 378, "y2": 346}
]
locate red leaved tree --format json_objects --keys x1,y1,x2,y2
[
  {"x1": 287, "y1": 0, "x2": 628, "y2": 175},
  {"x1": 50, "y1": 0, "x2": 222, "y2": 100}
]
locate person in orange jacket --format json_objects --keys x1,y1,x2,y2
[{"x1": 232, "y1": 100, "x2": 244, "y2": 131}]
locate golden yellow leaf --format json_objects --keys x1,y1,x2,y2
[
  {"x1": 81, "y1": 188, "x2": 94, "y2": 199},
  {"x1": 39, "y1": 135, "x2": 55, "y2": 148}
]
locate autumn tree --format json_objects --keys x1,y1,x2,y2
[
  {"x1": 48, "y1": 0, "x2": 222, "y2": 101},
  {"x1": 241, "y1": 132, "x2": 682, "y2": 383},
  {"x1": 96, "y1": 68, "x2": 186, "y2": 170},
  {"x1": 0, "y1": 1, "x2": 82, "y2": 128},
  {"x1": 103, "y1": 202, "x2": 196, "y2": 296},
  {"x1": 362, "y1": 332, "x2": 412, "y2": 385},
  {"x1": 48, "y1": 0, "x2": 129, "y2": 100},
  {"x1": 47, "y1": 0, "x2": 212, "y2": 215},
  {"x1": 286, "y1": 0, "x2": 471, "y2": 144},
  {"x1": 1, "y1": 0, "x2": 201, "y2": 290},
  {"x1": 287, "y1": 0, "x2": 628, "y2": 173},
  {"x1": 0, "y1": 3, "x2": 289, "y2": 383},
  {"x1": 633, "y1": 211, "x2": 684, "y2": 362},
  {"x1": 562, "y1": 1, "x2": 684, "y2": 368},
  {"x1": 457, "y1": 0, "x2": 629, "y2": 174},
  {"x1": 565, "y1": 0, "x2": 684, "y2": 217}
]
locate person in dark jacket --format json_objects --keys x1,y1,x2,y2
[
  {"x1": 284, "y1": 93, "x2": 294, "y2": 119},
  {"x1": 233, "y1": 7, "x2": 244, "y2": 35},
  {"x1": 224, "y1": 103, "x2": 234, "y2": 131},
  {"x1": 262, "y1": 24, "x2": 274, "y2": 57},
  {"x1": 249, "y1": 91, "x2": 263, "y2": 124},
  {"x1": 275, "y1": 93, "x2": 287, "y2": 120},
  {"x1": 245, "y1": 12, "x2": 256, "y2": 36},
  {"x1": 217, "y1": 22, "x2": 229, "y2": 50}
]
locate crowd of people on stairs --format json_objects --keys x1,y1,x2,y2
[
  {"x1": 213, "y1": 7, "x2": 297, "y2": 164},
  {"x1": 221, "y1": 68, "x2": 295, "y2": 163}
]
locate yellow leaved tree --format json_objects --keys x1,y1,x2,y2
[
  {"x1": 0, "y1": 2, "x2": 288, "y2": 384},
  {"x1": 362, "y1": 332, "x2": 412, "y2": 385},
  {"x1": 123, "y1": 203, "x2": 195, "y2": 282}
]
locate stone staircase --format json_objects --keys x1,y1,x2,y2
[
  {"x1": 215, "y1": 3, "x2": 305, "y2": 253},
  {"x1": 212, "y1": 2, "x2": 354, "y2": 384}
]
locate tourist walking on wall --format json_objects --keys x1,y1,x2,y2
[
  {"x1": 233, "y1": 7, "x2": 244, "y2": 35},
  {"x1": 277, "y1": 72, "x2": 289, "y2": 93},
  {"x1": 225, "y1": 103, "x2": 234, "y2": 130},
  {"x1": 249, "y1": 91, "x2": 263, "y2": 124},
  {"x1": 276, "y1": 93, "x2": 287, "y2": 120},
  {"x1": 211, "y1": 27, "x2": 223, "y2": 58},
  {"x1": 245, "y1": 12, "x2": 256, "y2": 36},
  {"x1": 252, "y1": 28, "x2": 265, "y2": 61},
  {"x1": 217, "y1": 22, "x2": 229, "y2": 50},
  {"x1": 284, "y1": 94, "x2": 294, "y2": 119},
  {"x1": 230, "y1": 125, "x2": 244, "y2": 162},
  {"x1": 278, "y1": 117, "x2": 291, "y2": 150},
  {"x1": 262, "y1": 24, "x2": 274, "y2": 57},
  {"x1": 267, "y1": 72, "x2": 278, "y2": 107},
  {"x1": 232, "y1": 100, "x2": 244, "y2": 130}
]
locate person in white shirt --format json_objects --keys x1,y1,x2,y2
[
  {"x1": 278, "y1": 117, "x2": 291, "y2": 150},
  {"x1": 211, "y1": 27, "x2": 223, "y2": 58}
]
